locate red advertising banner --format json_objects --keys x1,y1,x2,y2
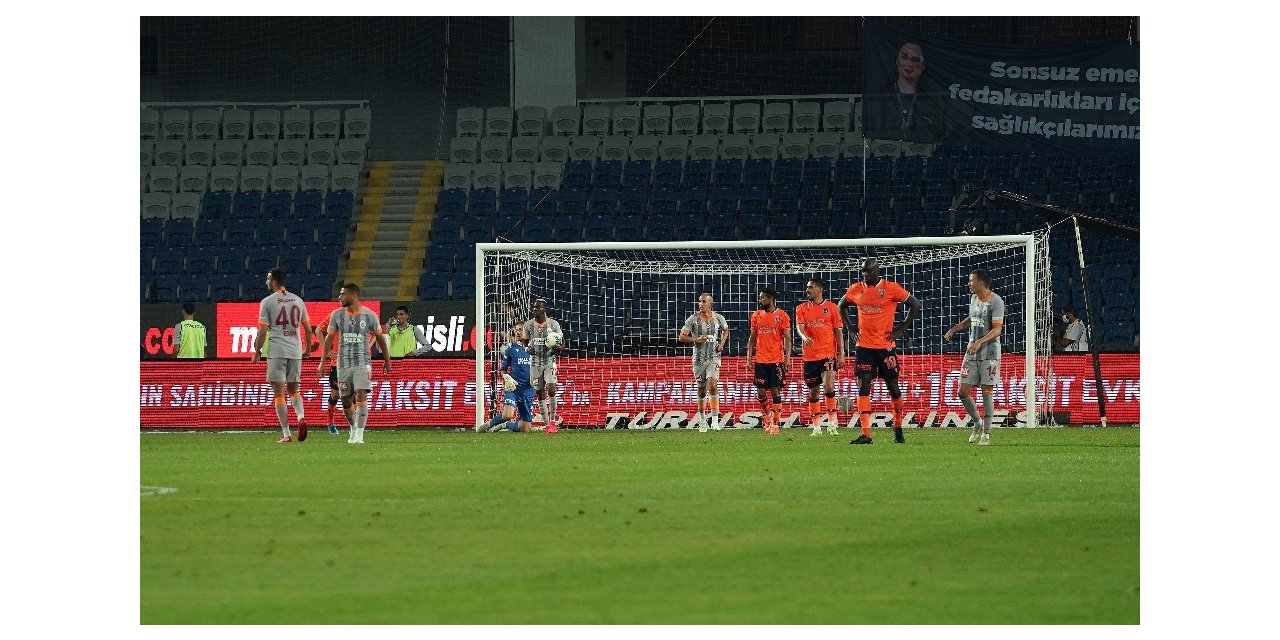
[
  {"x1": 214, "y1": 301, "x2": 381, "y2": 358},
  {"x1": 140, "y1": 354, "x2": 1138, "y2": 429}
]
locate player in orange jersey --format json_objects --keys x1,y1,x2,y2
[
  {"x1": 839, "y1": 257, "x2": 920, "y2": 445},
  {"x1": 746, "y1": 288, "x2": 791, "y2": 435},
  {"x1": 794, "y1": 277, "x2": 845, "y2": 436}
]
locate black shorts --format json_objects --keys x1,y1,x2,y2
[
  {"x1": 803, "y1": 358, "x2": 838, "y2": 387},
  {"x1": 855, "y1": 346, "x2": 900, "y2": 380},
  {"x1": 753, "y1": 363, "x2": 785, "y2": 389}
]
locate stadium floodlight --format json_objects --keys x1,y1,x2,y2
[{"x1": 476, "y1": 235, "x2": 1054, "y2": 430}]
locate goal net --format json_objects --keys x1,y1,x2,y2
[{"x1": 476, "y1": 233, "x2": 1054, "y2": 430}]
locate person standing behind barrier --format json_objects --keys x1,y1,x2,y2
[{"x1": 174, "y1": 303, "x2": 206, "y2": 359}]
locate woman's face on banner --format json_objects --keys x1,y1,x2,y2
[{"x1": 897, "y1": 42, "x2": 926, "y2": 82}]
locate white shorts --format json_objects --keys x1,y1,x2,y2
[
  {"x1": 694, "y1": 359, "x2": 721, "y2": 383},
  {"x1": 336, "y1": 365, "x2": 372, "y2": 396},
  {"x1": 531, "y1": 362, "x2": 557, "y2": 390},
  {"x1": 266, "y1": 358, "x2": 301, "y2": 383},
  {"x1": 960, "y1": 356, "x2": 1000, "y2": 387}
]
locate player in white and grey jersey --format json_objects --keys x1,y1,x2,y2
[
  {"x1": 252, "y1": 268, "x2": 312, "y2": 443},
  {"x1": 678, "y1": 293, "x2": 730, "y2": 431},
  {"x1": 943, "y1": 269, "x2": 1005, "y2": 445},
  {"x1": 521, "y1": 298, "x2": 565, "y2": 429},
  {"x1": 317, "y1": 282, "x2": 391, "y2": 444}
]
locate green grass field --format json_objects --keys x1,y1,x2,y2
[{"x1": 140, "y1": 427, "x2": 1139, "y2": 625}]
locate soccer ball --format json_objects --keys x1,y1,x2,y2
[{"x1": 544, "y1": 332, "x2": 562, "y2": 348}]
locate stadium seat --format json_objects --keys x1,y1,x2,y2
[
  {"x1": 210, "y1": 274, "x2": 240, "y2": 301},
  {"x1": 336, "y1": 138, "x2": 367, "y2": 165},
  {"x1": 658, "y1": 135, "x2": 689, "y2": 161},
  {"x1": 194, "y1": 219, "x2": 223, "y2": 246},
  {"x1": 569, "y1": 135, "x2": 601, "y2": 161},
  {"x1": 312, "y1": 108, "x2": 341, "y2": 138},
  {"x1": 870, "y1": 139, "x2": 902, "y2": 158},
  {"x1": 480, "y1": 136, "x2": 509, "y2": 163},
  {"x1": 502, "y1": 161, "x2": 533, "y2": 190},
  {"x1": 299, "y1": 164, "x2": 329, "y2": 192},
  {"x1": 185, "y1": 246, "x2": 214, "y2": 274},
  {"x1": 555, "y1": 105, "x2": 586, "y2": 136},
  {"x1": 499, "y1": 187, "x2": 529, "y2": 216},
  {"x1": 245, "y1": 139, "x2": 274, "y2": 165},
  {"x1": 840, "y1": 132, "x2": 867, "y2": 158},
  {"x1": 822, "y1": 101, "x2": 852, "y2": 133},
  {"x1": 331, "y1": 164, "x2": 360, "y2": 192},
  {"x1": 179, "y1": 165, "x2": 209, "y2": 192},
  {"x1": 140, "y1": 165, "x2": 149, "y2": 193},
  {"x1": 252, "y1": 109, "x2": 281, "y2": 139},
  {"x1": 221, "y1": 222, "x2": 253, "y2": 249},
  {"x1": 184, "y1": 139, "x2": 214, "y2": 166},
  {"x1": 140, "y1": 140, "x2": 154, "y2": 167},
  {"x1": 247, "y1": 248, "x2": 278, "y2": 274},
  {"x1": 485, "y1": 107, "x2": 513, "y2": 137},
  {"x1": 140, "y1": 107, "x2": 160, "y2": 140},
  {"x1": 232, "y1": 190, "x2": 263, "y2": 219},
  {"x1": 149, "y1": 165, "x2": 178, "y2": 193},
  {"x1": 750, "y1": 134, "x2": 780, "y2": 160},
  {"x1": 684, "y1": 160, "x2": 712, "y2": 186},
  {"x1": 171, "y1": 192, "x2": 201, "y2": 220},
  {"x1": 601, "y1": 136, "x2": 630, "y2": 162},
  {"x1": 536, "y1": 136, "x2": 568, "y2": 163},
  {"x1": 621, "y1": 135, "x2": 655, "y2": 163},
  {"x1": 690, "y1": 134, "x2": 718, "y2": 161},
  {"x1": 326, "y1": 190, "x2": 354, "y2": 218},
  {"x1": 653, "y1": 160, "x2": 682, "y2": 188},
  {"x1": 581, "y1": 105, "x2": 610, "y2": 136},
  {"x1": 792, "y1": 101, "x2": 821, "y2": 133},
  {"x1": 306, "y1": 138, "x2": 336, "y2": 165},
  {"x1": 731, "y1": 102, "x2": 761, "y2": 134},
  {"x1": 161, "y1": 109, "x2": 190, "y2": 139},
  {"x1": 671, "y1": 103, "x2": 700, "y2": 135},
  {"x1": 612, "y1": 105, "x2": 641, "y2": 137},
  {"x1": 256, "y1": 218, "x2": 285, "y2": 245},
  {"x1": 201, "y1": 191, "x2": 232, "y2": 218},
  {"x1": 517, "y1": 106, "x2": 548, "y2": 136},
  {"x1": 702, "y1": 102, "x2": 730, "y2": 135},
  {"x1": 263, "y1": 190, "x2": 292, "y2": 217},
  {"x1": 212, "y1": 139, "x2": 242, "y2": 166},
  {"x1": 316, "y1": 217, "x2": 347, "y2": 246},
  {"x1": 455, "y1": 107, "x2": 484, "y2": 137},
  {"x1": 780, "y1": 133, "x2": 811, "y2": 159},
  {"x1": 221, "y1": 108, "x2": 250, "y2": 140},
  {"x1": 154, "y1": 140, "x2": 183, "y2": 166},
  {"x1": 276, "y1": 139, "x2": 305, "y2": 165},
  {"x1": 209, "y1": 166, "x2": 240, "y2": 193},
  {"x1": 163, "y1": 218, "x2": 194, "y2": 247},
  {"x1": 532, "y1": 161, "x2": 562, "y2": 188},
  {"x1": 593, "y1": 160, "x2": 622, "y2": 187},
  {"x1": 233, "y1": 165, "x2": 265, "y2": 192},
  {"x1": 343, "y1": 107, "x2": 372, "y2": 139},
  {"x1": 762, "y1": 103, "x2": 791, "y2": 134},
  {"x1": 288, "y1": 189, "x2": 319, "y2": 217},
  {"x1": 743, "y1": 158, "x2": 772, "y2": 187},
  {"x1": 510, "y1": 136, "x2": 539, "y2": 163},
  {"x1": 553, "y1": 212, "x2": 585, "y2": 242},
  {"x1": 281, "y1": 108, "x2": 311, "y2": 139},
  {"x1": 622, "y1": 160, "x2": 652, "y2": 188},
  {"x1": 154, "y1": 247, "x2": 186, "y2": 275},
  {"x1": 280, "y1": 250, "x2": 309, "y2": 275},
  {"x1": 472, "y1": 163, "x2": 502, "y2": 190},
  {"x1": 811, "y1": 132, "x2": 842, "y2": 159},
  {"x1": 641, "y1": 104, "x2": 671, "y2": 136},
  {"x1": 712, "y1": 159, "x2": 743, "y2": 186},
  {"x1": 450, "y1": 136, "x2": 480, "y2": 164},
  {"x1": 719, "y1": 134, "x2": 750, "y2": 161}
]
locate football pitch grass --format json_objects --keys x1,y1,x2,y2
[{"x1": 140, "y1": 427, "x2": 1139, "y2": 625}]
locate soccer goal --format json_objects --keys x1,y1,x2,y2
[{"x1": 475, "y1": 234, "x2": 1054, "y2": 430}]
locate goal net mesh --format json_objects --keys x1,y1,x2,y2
[{"x1": 480, "y1": 233, "x2": 1053, "y2": 429}]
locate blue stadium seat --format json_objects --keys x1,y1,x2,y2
[
  {"x1": 200, "y1": 191, "x2": 232, "y2": 219},
  {"x1": 294, "y1": 189, "x2": 324, "y2": 217},
  {"x1": 315, "y1": 217, "x2": 346, "y2": 246},
  {"x1": 709, "y1": 184, "x2": 739, "y2": 216},
  {"x1": 800, "y1": 182, "x2": 829, "y2": 207},
  {"x1": 712, "y1": 159, "x2": 743, "y2": 185},
  {"x1": 185, "y1": 247, "x2": 214, "y2": 274},
  {"x1": 770, "y1": 183, "x2": 800, "y2": 212},
  {"x1": 619, "y1": 185, "x2": 649, "y2": 216},
  {"x1": 773, "y1": 158, "x2": 803, "y2": 184},
  {"x1": 863, "y1": 213, "x2": 895, "y2": 238},
  {"x1": 797, "y1": 212, "x2": 831, "y2": 239},
  {"x1": 594, "y1": 160, "x2": 623, "y2": 187},
  {"x1": 648, "y1": 212, "x2": 677, "y2": 240},
  {"x1": 326, "y1": 190, "x2": 354, "y2": 218},
  {"x1": 280, "y1": 249, "x2": 309, "y2": 275},
  {"x1": 140, "y1": 219, "x2": 164, "y2": 247},
  {"x1": 164, "y1": 219, "x2": 194, "y2": 247},
  {"x1": 865, "y1": 156, "x2": 892, "y2": 184},
  {"x1": 743, "y1": 158, "x2": 772, "y2": 187},
  {"x1": 451, "y1": 281, "x2": 476, "y2": 300},
  {"x1": 210, "y1": 274, "x2": 240, "y2": 301},
  {"x1": 802, "y1": 158, "x2": 831, "y2": 184},
  {"x1": 563, "y1": 161, "x2": 593, "y2": 189},
  {"x1": 418, "y1": 273, "x2": 448, "y2": 300},
  {"x1": 589, "y1": 185, "x2": 620, "y2": 216},
  {"x1": 213, "y1": 248, "x2": 244, "y2": 275},
  {"x1": 623, "y1": 160, "x2": 652, "y2": 188},
  {"x1": 469, "y1": 188, "x2": 498, "y2": 216},
  {"x1": 683, "y1": 160, "x2": 713, "y2": 187},
  {"x1": 553, "y1": 213, "x2": 584, "y2": 242},
  {"x1": 529, "y1": 187, "x2": 558, "y2": 218},
  {"x1": 770, "y1": 216, "x2": 800, "y2": 240},
  {"x1": 154, "y1": 247, "x2": 186, "y2": 276},
  {"x1": 263, "y1": 190, "x2": 292, "y2": 217},
  {"x1": 705, "y1": 212, "x2": 735, "y2": 239},
  {"x1": 247, "y1": 248, "x2": 278, "y2": 274},
  {"x1": 613, "y1": 215, "x2": 642, "y2": 240},
  {"x1": 194, "y1": 219, "x2": 223, "y2": 246},
  {"x1": 462, "y1": 214, "x2": 493, "y2": 243},
  {"x1": 584, "y1": 213, "x2": 613, "y2": 241},
  {"x1": 232, "y1": 190, "x2": 263, "y2": 219},
  {"x1": 653, "y1": 160, "x2": 683, "y2": 188},
  {"x1": 499, "y1": 187, "x2": 528, "y2": 216},
  {"x1": 558, "y1": 186, "x2": 589, "y2": 216},
  {"x1": 834, "y1": 157, "x2": 862, "y2": 180},
  {"x1": 301, "y1": 274, "x2": 337, "y2": 300},
  {"x1": 309, "y1": 252, "x2": 339, "y2": 276}
]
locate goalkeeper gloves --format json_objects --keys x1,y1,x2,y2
[{"x1": 503, "y1": 373, "x2": 517, "y2": 392}]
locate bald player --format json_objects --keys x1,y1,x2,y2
[
  {"x1": 839, "y1": 257, "x2": 920, "y2": 445},
  {"x1": 252, "y1": 268, "x2": 313, "y2": 443}
]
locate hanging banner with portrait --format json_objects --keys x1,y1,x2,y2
[{"x1": 862, "y1": 22, "x2": 1139, "y2": 154}]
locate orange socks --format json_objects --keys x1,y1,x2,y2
[{"x1": 857, "y1": 396, "x2": 871, "y2": 437}]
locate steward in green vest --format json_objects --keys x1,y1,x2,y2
[{"x1": 174, "y1": 303, "x2": 207, "y2": 359}]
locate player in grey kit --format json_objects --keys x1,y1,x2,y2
[
  {"x1": 252, "y1": 268, "x2": 313, "y2": 443},
  {"x1": 318, "y1": 283, "x2": 391, "y2": 444},
  {"x1": 943, "y1": 269, "x2": 1005, "y2": 445},
  {"x1": 522, "y1": 298, "x2": 565, "y2": 431},
  {"x1": 678, "y1": 293, "x2": 730, "y2": 432}
]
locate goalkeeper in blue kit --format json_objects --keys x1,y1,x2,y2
[{"x1": 477, "y1": 338, "x2": 537, "y2": 432}]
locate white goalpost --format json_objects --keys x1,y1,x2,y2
[{"x1": 475, "y1": 234, "x2": 1054, "y2": 431}]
